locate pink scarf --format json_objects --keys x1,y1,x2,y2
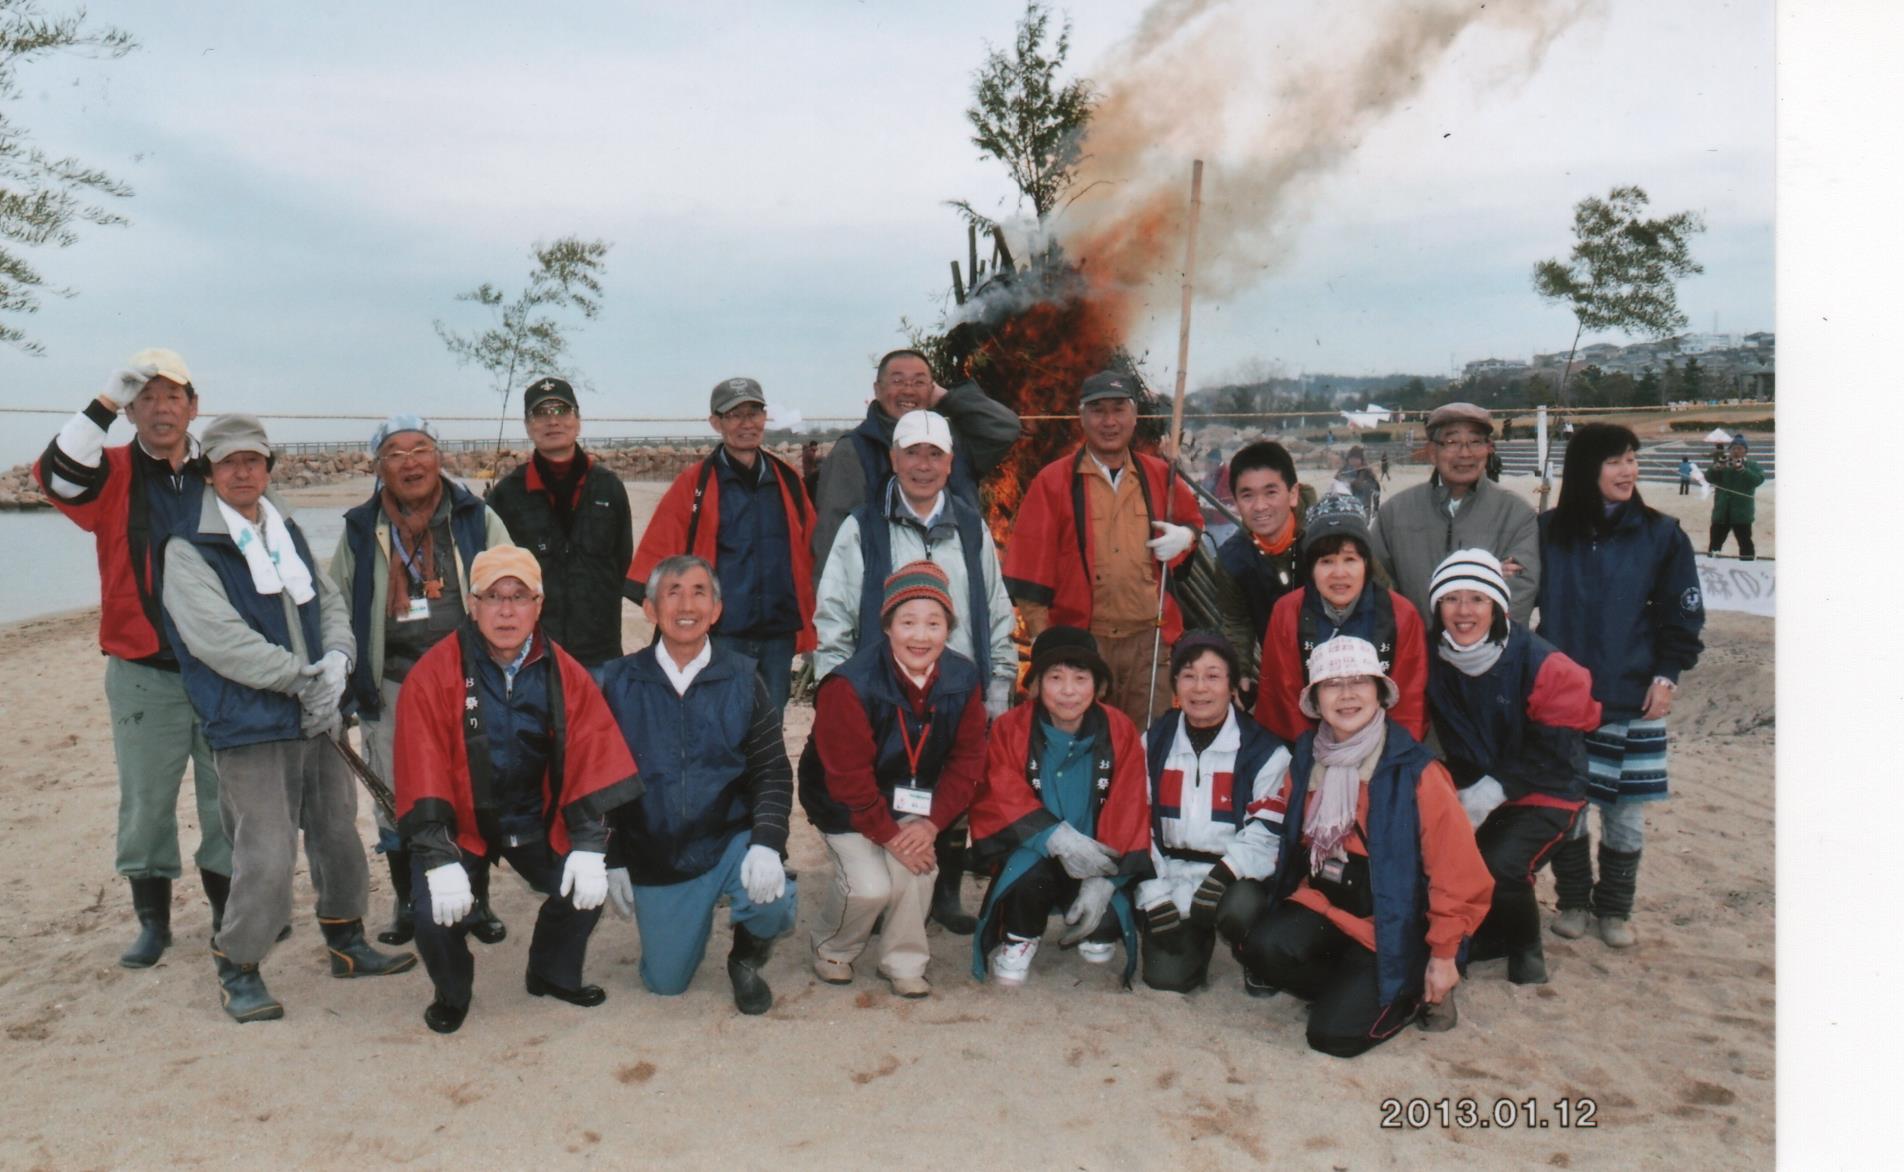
[{"x1": 1305, "y1": 716, "x2": 1387, "y2": 872}]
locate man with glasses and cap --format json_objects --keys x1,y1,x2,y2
[
  {"x1": 331, "y1": 414, "x2": 516, "y2": 948},
  {"x1": 162, "y1": 415, "x2": 416, "y2": 1022},
  {"x1": 1369, "y1": 402, "x2": 1539, "y2": 625},
  {"x1": 487, "y1": 377, "x2": 635, "y2": 666},
  {"x1": 630, "y1": 377, "x2": 816, "y2": 714},
  {"x1": 394, "y1": 546, "x2": 640, "y2": 1033},
  {"x1": 1003, "y1": 370, "x2": 1201, "y2": 727},
  {"x1": 34, "y1": 347, "x2": 232, "y2": 969}
]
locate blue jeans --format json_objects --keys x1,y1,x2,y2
[
  {"x1": 711, "y1": 632, "x2": 797, "y2": 715},
  {"x1": 629, "y1": 832, "x2": 798, "y2": 996}
]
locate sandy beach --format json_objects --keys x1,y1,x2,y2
[{"x1": 0, "y1": 468, "x2": 1773, "y2": 1169}]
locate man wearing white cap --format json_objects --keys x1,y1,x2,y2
[
  {"x1": 331, "y1": 414, "x2": 516, "y2": 948},
  {"x1": 162, "y1": 415, "x2": 416, "y2": 1022},
  {"x1": 813, "y1": 409, "x2": 1016, "y2": 933},
  {"x1": 32, "y1": 348, "x2": 231, "y2": 968}
]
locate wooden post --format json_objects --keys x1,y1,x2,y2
[
  {"x1": 1146, "y1": 159, "x2": 1206, "y2": 729},
  {"x1": 950, "y1": 260, "x2": 965, "y2": 305}
]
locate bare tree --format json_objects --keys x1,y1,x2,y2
[
  {"x1": 434, "y1": 236, "x2": 610, "y2": 450},
  {"x1": 1, "y1": 1, "x2": 136, "y2": 354},
  {"x1": 1533, "y1": 185, "x2": 1704, "y2": 405}
]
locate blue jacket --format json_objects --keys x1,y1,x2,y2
[
  {"x1": 597, "y1": 645, "x2": 790, "y2": 885},
  {"x1": 342, "y1": 480, "x2": 492, "y2": 718},
  {"x1": 797, "y1": 641, "x2": 982, "y2": 837},
  {"x1": 712, "y1": 450, "x2": 802, "y2": 639},
  {"x1": 1271, "y1": 726, "x2": 1441, "y2": 1008},
  {"x1": 168, "y1": 520, "x2": 328, "y2": 752},
  {"x1": 1427, "y1": 624, "x2": 1594, "y2": 802},
  {"x1": 1536, "y1": 503, "x2": 1705, "y2": 720}
]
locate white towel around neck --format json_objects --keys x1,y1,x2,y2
[{"x1": 215, "y1": 495, "x2": 316, "y2": 605}]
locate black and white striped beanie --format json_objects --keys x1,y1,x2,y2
[{"x1": 1428, "y1": 548, "x2": 1510, "y2": 615}]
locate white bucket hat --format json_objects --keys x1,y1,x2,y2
[{"x1": 1299, "y1": 635, "x2": 1400, "y2": 718}]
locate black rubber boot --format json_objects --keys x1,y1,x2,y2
[
  {"x1": 213, "y1": 950, "x2": 284, "y2": 1023},
  {"x1": 465, "y1": 862, "x2": 507, "y2": 945},
  {"x1": 200, "y1": 868, "x2": 231, "y2": 940},
  {"x1": 927, "y1": 829, "x2": 976, "y2": 936},
  {"x1": 1551, "y1": 836, "x2": 1593, "y2": 910},
  {"x1": 120, "y1": 877, "x2": 173, "y2": 968},
  {"x1": 1495, "y1": 885, "x2": 1548, "y2": 984},
  {"x1": 1592, "y1": 846, "x2": 1642, "y2": 947},
  {"x1": 320, "y1": 918, "x2": 419, "y2": 977},
  {"x1": 378, "y1": 850, "x2": 415, "y2": 946},
  {"x1": 726, "y1": 923, "x2": 776, "y2": 1016}
]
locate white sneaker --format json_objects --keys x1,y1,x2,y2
[
  {"x1": 990, "y1": 934, "x2": 1039, "y2": 985},
  {"x1": 1077, "y1": 940, "x2": 1116, "y2": 965}
]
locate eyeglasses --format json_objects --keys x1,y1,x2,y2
[
  {"x1": 379, "y1": 444, "x2": 438, "y2": 463},
  {"x1": 720, "y1": 406, "x2": 766, "y2": 422},
  {"x1": 474, "y1": 590, "x2": 540, "y2": 610},
  {"x1": 1435, "y1": 438, "x2": 1489, "y2": 453},
  {"x1": 1316, "y1": 675, "x2": 1377, "y2": 694},
  {"x1": 530, "y1": 402, "x2": 575, "y2": 418}
]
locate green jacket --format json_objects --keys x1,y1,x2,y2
[{"x1": 1706, "y1": 459, "x2": 1766, "y2": 526}]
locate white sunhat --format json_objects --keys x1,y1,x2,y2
[{"x1": 1298, "y1": 635, "x2": 1400, "y2": 718}]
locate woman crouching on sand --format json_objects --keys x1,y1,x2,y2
[{"x1": 1239, "y1": 636, "x2": 1493, "y2": 1058}]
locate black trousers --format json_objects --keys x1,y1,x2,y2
[
  {"x1": 1140, "y1": 878, "x2": 1270, "y2": 993},
  {"x1": 993, "y1": 856, "x2": 1120, "y2": 944},
  {"x1": 1471, "y1": 801, "x2": 1581, "y2": 960},
  {"x1": 1708, "y1": 521, "x2": 1755, "y2": 559},
  {"x1": 412, "y1": 842, "x2": 602, "y2": 1010},
  {"x1": 1241, "y1": 903, "x2": 1418, "y2": 1058}
]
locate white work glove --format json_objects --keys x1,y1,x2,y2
[
  {"x1": 314, "y1": 649, "x2": 351, "y2": 710},
  {"x1": 1147, "y1": 520, "x2": 1195, "y2": 563},
  {"x1": 425, "y1": 862, "x2": 474, "y2": 927},
  {"x1": 740, "y1": 844, "x2": 787, "y2": 905},
  {"x1": 99, "y1": 367, "x2": 148, "y2": 410},
  {"x1": 1046, "y1": 822, "x2": 1117, "y2": 880},
  {"x1": 560, "y1": 849, "x2": 609, "y2": 911},
  {"x1": 295, "y1": 663, "x2": 341, "y2": 737},
  {"x1": 1458, "y1": 776, "x2": 1508, "y2": 830},
  {"x1": 606, "y1": 866, "x2": 636, "y2": 921},
  {"x1": 985, "y1": 678, "x2": 1015, "y2": 720},
  {"x1": 1059, "y1": 876, "x2": 1116, "y2": 946}
]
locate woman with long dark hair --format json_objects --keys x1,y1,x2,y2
[{"x1": 1537, "y1": 424, "x2": 1705, "y2": 948}]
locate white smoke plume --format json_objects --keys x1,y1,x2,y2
[{"x1": 1054, "y1": 0, "x2": 1604, "y2": 305}]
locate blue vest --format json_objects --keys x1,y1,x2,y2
[
  {"x1": 851, "y1": 491, "x2": 994, "y2": 682},
  {"x1": 797, "y1": 641, "x2": 980, "y2": 837},
  {"x1": 1427, "y1": 624, "x2": 1586, "y2": 801},
  {"x1": 848, "y1": 406, "x2": 982, "y2": 514},
  {"x1": 1273, "y1": 724, "x2": 1438, "y2": 1007},
  {"x1": 167, "y1": 517, "x2": 328, "y2": 752},
  {"x1": 1144, "y1": 709, "x2": 1288, "y2": 834},
  {"x1": 125, "y1": 451, "x2": 207, "y2": 667},
  {"x1": 1295, "y1": 582, "x2": 1399, "y2": 681},
  {"x1": 343, "y1": 479, "x2": 491, "y2": 717},
  {"x1": 598, "y1": 645, "x2": 762, "y2": 885}
]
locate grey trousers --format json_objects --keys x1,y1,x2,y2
[
  {"x1": 105, "y1": 657, "x2": 230, "y2": 879},
  {"x1": 359, "y1": 678, "x2": 402, "y2": 850},
  {"x1": 213, "y1": 735, "x2": 371, "y2": 965}
]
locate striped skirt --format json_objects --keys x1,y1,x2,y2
[{"x1": 1584, "y1": 718, "x2": 1670, "y2": 806}]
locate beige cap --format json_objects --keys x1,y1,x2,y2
[
  {"x1": 469, "y1": 546, "x2": 543, "y2": 595},
  {"x1": 201, "y1": 414, "x2": 271, "y2": 463},
  {"x1": 128, "y1": 347, "x2": 193, "y2": 394},
  {"x1": 1425, "y1": 402, "x2": 1493, "y2": 437}
]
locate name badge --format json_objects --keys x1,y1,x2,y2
[
  {"x1": 398, "y1": 596, "x2": 431, "y2": 622},
  {"x1": 892, "y1": 784, "x2": 933, "y2": 817}
]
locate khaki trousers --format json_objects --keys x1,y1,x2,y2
[
  {"x1": 812, "y1": 832, "x2": 936, "y2": 980},
  {"x1": 1094, "y1": 628, "x2": 1173, "y2": 729}
]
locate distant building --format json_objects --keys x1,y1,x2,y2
[{"x1": 1463, "y1": 358, "x2": 1529, "y2": 379}]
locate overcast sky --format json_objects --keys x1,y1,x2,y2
[{"x1": 0, "y1": 0, "x2": 1772, "y2": 463}]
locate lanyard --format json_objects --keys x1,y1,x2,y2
[{"x1": 896, "y1": 704, "x2": 934, "y2": 784}]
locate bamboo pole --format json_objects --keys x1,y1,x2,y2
[{"x1": 1145, "y1": 159, "x2": 1205, "y2": 729}]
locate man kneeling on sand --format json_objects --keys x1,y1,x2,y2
[
  {"x1": 393, "y1": 547, "x2": 641, "y2": 1033},
  {"x1": 161, "y1": 415, "x2": 416, "y2": 1022},
  {"x1": 596, "y1": 555, "x2": 798, "y2": 1014}
]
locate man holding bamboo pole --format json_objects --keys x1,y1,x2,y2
[{"x1": 1002, "y1": 371, "x2": 1201, "y2": 727}]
